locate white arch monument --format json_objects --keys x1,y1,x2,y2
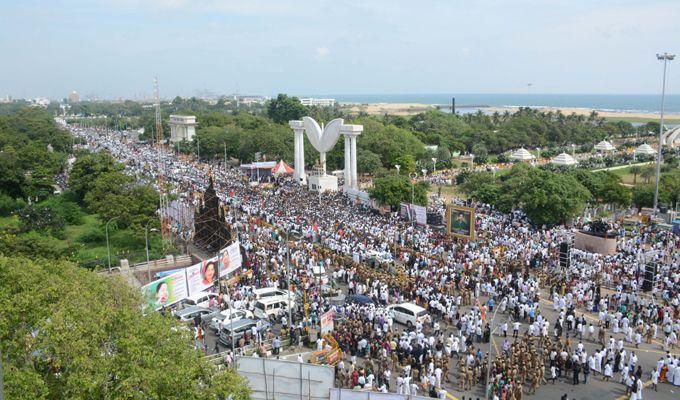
[{"x1": 289, "y1": 117, "x2": 363, "y2": 192}]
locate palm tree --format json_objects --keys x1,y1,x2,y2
[
  {"x1": 629, "y1": 165, "x2": 642, "y2": 184},
  {"x1": 641, "y1": 166, "x2": 655, "y2": 184}
]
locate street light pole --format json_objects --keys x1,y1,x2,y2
[
  {"x1": 409, "y1": 172, "x2": 418, "y2": 205},
  {"x1": 145, "y1": 220, "x2": 158, "y2": 282},
  {"x1": 485, "y1": 302, "x2": 502, "y2": 400},
  {"x1": 653, "y1": 52, "x2": 674, "y2": 216},
  {"x1": 285, "y1": 230, "x2": 293, "y2": 334},
  {"x1": 105, "y1": 217, "x2": 118, "y2": 273}
]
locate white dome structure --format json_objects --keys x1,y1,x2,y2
[
  {"x1": 635, "y1": 143, "x2": 656, "y2": 155},
  {"x1": 551, "y1": 152, "x2": 578, "y2": 166},
  {"x1": 594, "y1": 140, "x2": 616, "y2": 152},
  {"x1": 509, "y1": 148, "x2": 536, "y2": 161}
]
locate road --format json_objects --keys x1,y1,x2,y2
[{"x1": 191, "y1": 269, "x2": 678, "y2": 400}]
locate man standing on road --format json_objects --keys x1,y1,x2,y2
[
  {"x1": 573, "y1": 361, "x2": 580, "y2": 385},
  {"x1": 582, "y1": 362, "x2": 590, "y2": 384}
]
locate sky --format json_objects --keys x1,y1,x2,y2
[{"x1": 2, "y1": 0, "x2": 680, "y2": 99}]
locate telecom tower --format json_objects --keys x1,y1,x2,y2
[{"x1": 154, "y1": 77, "x2": 171, "y2": 240}]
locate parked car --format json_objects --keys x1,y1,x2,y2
[
  {"x1": 218, "y1": 318, "x2": 271, "y2": 348},
  {"x1": 180, "y1": 292, "x2": 219, "y2": 309},
  {"x1": 174, "y1": 305, "x2": 218, "y2": 324},
  {"x1": 346, "y1": 294, "x2": 374, "y2": 306},
  {"x1": 200, "y1": 307, "x2": 228, "y2": 325},
  {"x1": 209, "y1": 309, "x2": 253, "y2": 332},
  {"x1": 253, "y1": 297, "x2": 296, "y2": 321},
  {"x1": 387, "y1": 303, "x2": 429, "y2": 328}
]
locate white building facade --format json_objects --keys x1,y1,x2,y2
[
  {"x1": 169, "y1": 115, "x2": 197, "y2": 143},
  {"x1": 300, "y1": 98, "x2": 336, "y2": 107}
]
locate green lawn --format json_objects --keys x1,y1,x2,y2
[
  {"x1": 0, "y1": 215, "x2": 20, "y2": 232},
  {"x1": 430, "y1": 185, "x2": 466, "y2": 200},
  {"x1": 63, "y1": 214, "x2": 171, "y2": 269},
  {"x1": 607, "y1": 163, "x2": 655, "y2": 185}
]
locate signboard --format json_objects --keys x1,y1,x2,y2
[
  {"x1": 446, "y1": 204, "x2": 475, "y2": 239},
  {"x1": 141, "y1": 270, "x2": 188, "y2": 310},
  {"x1": 186, "y1": 256, "x2": 218, "y2": 296},
  {"x1": 218, "y1": 241, "x2": 243, "y2": 278},
  {"x1": 320, "y1": 310, "x2": 334, "y2": 335},
  {"x1": 400, "y1": 203, "x2": 427, "y2": 226}
]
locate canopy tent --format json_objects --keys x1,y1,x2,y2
[
  {"x1": 635, "y1": 143, "x2": 656, "y2": 155},
  {"x1": 550, "y1": 152, "x2": 578, "y2": 166},
  {"x1": 594, "y1": 140, "x2": 616, "y2": 152},
  {"x1": 271, "y1": 160, "x2": 294, "y2": 175},
  {"x1": 509, "y1": 148, "x2": 536, "y2": 161}
]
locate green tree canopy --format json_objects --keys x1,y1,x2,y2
[
  {"x1": 266, "y1": 94, "x2": 306, "y2": 124},
  {"x1": 369, "y1": 174, "x2": 428, "y2": 207},
  {"x1": 460, "y1": 165, "x2": 591, "y2": 226},
  {"x1": 0, "y1": 256, "x2": 251, "y2": 400}
]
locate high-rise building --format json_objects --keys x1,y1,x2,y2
[{"x1": 68, "y1": 90, "x2": 80, "y2": 103}]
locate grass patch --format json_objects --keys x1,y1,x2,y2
[
  {"x1": 0, "y1": 215, "x2": 20, "y2": 232},
  {"x1": 604, "y1": 116, "x2": 680, "y2": 124},
  {"x1": 430, "y1": 185, "x2": 466, "y2": 200}
]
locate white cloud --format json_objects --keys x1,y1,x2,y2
[{"x1": 314, "y1": 46, "x2": 330, "y2": 60}]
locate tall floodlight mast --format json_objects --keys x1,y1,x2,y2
[{"x1": 154, "y1": 77, "x2": 170, "y2": 240}]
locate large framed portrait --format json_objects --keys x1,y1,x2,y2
[{"x1": 446, "y1": 204, "x2": 475, "y2": 239}]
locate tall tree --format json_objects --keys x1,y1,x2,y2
[{"x1": 266, "y1": 94, "x2": 306, "y2": 124}]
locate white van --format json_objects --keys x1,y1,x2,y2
[
  {"x1": 182, "y1": 292, "x2": 219, "y2": 309},
  {"x1": 252, "y1": 287, "x2": 292, "y2": 302},
  {"x1": 311, "y1": 265, "x2": 329, "y2": 285},
  {"x1": 253, "y1": 297, "x2": 295, "y2": 321},
  {"x1": 387, "y1": 303, "x2": 429, "y2": 328}
]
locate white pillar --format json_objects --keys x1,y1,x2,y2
[
  {"x1": 289, "y1": 120, "x2": 306, "y2": 184},
  {"x1": 339, "y1": 124, "x2": 363, "y2": 192},
  {"x1": 319, "y1": 152, "x2": 326, "y2": 175},
  {"x1": 350, "y1": 136, "x2": 358, "y2": 190},
  {"x1": 343, "y1": 136, "x2": 352, "y2": 191}
]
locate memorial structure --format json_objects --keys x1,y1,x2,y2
[
  {"x1": 169, "y1": 115, "x2": 197, "y2": 143},
  {"x1": 289, "y1": 117, "x2": 363, "y2": 192},
  {"x1": 193, "y1": 177, "x2": 232, "y2": 252}
]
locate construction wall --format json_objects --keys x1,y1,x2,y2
[
  {"x1": 237, "y1": 357, "x2": 335, "y2": 400},
  {"x1": 329, "y1": 388, "x2": 432, "y2": 400}
]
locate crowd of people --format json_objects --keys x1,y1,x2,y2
[{"x1": 65, "y1": 123, "x2": 680, "y2": 398}]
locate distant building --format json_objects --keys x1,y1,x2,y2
[
  {"x1": 33, "y1": 97, "x2": 50, "y2": 107},
  {"x1": 169, "y1": 115, "x2": 197, "y2": 143},
  {"x1": 68, "y1": 91, "x2": 80, "y2": 103},
  {"x1": 234, "y1": 95, "x2": 268, "y2": 105},
  {"x1": 300, "y1": 98, "x2": 336, "y2": 107}
]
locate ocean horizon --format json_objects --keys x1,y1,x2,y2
[{"x1": 302, "y1": 93, "x2": 680, "y2": 114}]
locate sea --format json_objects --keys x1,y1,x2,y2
[{"x1": 307, "y1": 94, "x2": 680, "y2": 114}]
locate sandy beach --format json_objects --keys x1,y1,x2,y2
[{"x1": 341, "y1": 102, "x2": 680, "y2": 121}]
